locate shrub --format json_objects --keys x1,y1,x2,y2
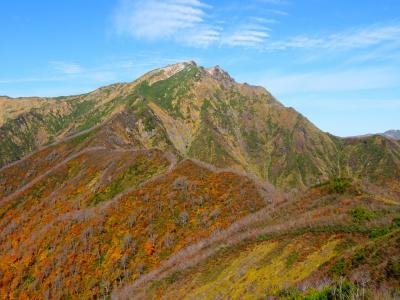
[
  {"x1": 256, "y1": 234, "x2": 273, "y2": 242},
  {"x1": 277, "y1": 287, "x2": 300, "y2": 298},
  {"x1": 392, "y1": 217, "x2": 400, "y2": 228},
  {"x1": 387, "y1": 260, "x2": 400, "y2": 279},
  {"x1": 329, "y1": 258, "x2": 346, "y2": 276},
  {"x1": 335, "y1": 238, "x2": 356, "y2": 252},
  {"x1": 349, "y1": 207, "x2": 375, "y2": 223},
  {"x1": 351, "y1": 248, "x2": 368, "y2": 267},
  {"x1": 368, "y1": 227, "x2": 389, "y2": 239},
  {"x1": 278, "y1": 280, "x2": 356, "y2": 300},
  {"x1": 286, "y1": 251, "x2": 299, "y2": 268},
  {"x1": 328, "y1": 280, "x2": 355, "y2": 299},
  {"x1": 329, "y1": 177, "x2": 351, "y2": 194},
  {"x1": 313, "y1": 177, "x2": 351, "y2": 194}
]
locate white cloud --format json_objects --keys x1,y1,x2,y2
[
  {"x1": 222, "y1": 21, "x2": 270, "y2": 47},
  {"x1": 50, "y1": 61, "x2": 84, "y2": 75},
  {"x1": 113, "y1": 0, "x2": 209, "y2": 39},
  {"x1": 289, "y1": 97, "x2": 400, "y2": 111},
  {"x1": 266, "y1": 24, "x2": 400, "y2": 51},
  {"x1": 111, "y1": 0, "x2": 283, "y2": 48},
  {"x1": 326, "y1": 24, "x2": 400, "y2": 50},
  {"x1": 266, "y1": 9, "x2": 288, "y2": 16},
  {"x1": 250, "y1": 17, "x2": 279, "y2": 24},
  {"x1": 0, "y1": 54, "x2": 199, "y2": 88},
  {"x1": 259, "y1": 67, "x2": 400, "y2": 94},
  {"x1": 183, "y1": 25, "x2": 221, "y2": 47},
  {"x1": 111, "y1": 1, "x2": 398, "y2": 53}
]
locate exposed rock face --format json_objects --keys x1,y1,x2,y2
[{"x1": 205, "y1": 65, "x2": 235, "y2": 87}]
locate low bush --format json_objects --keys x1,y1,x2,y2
[
  {"x1": 392, "y1": 217, "x2": 400, "y2": 228},
  {"x1": 279, "y1": 279, "x2": 356, "y2": 299},
  {"x1": 368, "y1": 227, "x2": 389, "y2": 239},
  {"x1": 387, "y1": 260, "x2": 400, "y2": 279},
  {"x1": 286, "y1": 251, "x2": 299, "y2": 268},
  {"x1": 349, "y1": 207, "x2": 375, "y2": 223},
  {"x1": 313, "y1": 177, "x2": 352, "y2": 194},
  {"x1": 329, "y1": 177, "x2": 351, "y2": 194},
  {"x1": 351, "y1": 248, "x2": 369, "y2": 267},
  {"x1": 330, "y1": 258, "x2": 346, "y2": 276}
]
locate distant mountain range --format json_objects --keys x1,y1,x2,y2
[
  {"x1": 351, "y1": 130, "x2": 400, "y2": 141},
  {"x1": 383, "y1": 129, "x2": 400, "y2": 140},
  {"x1": 0, "y1": 61, "x2": 399, "y2": 299}
]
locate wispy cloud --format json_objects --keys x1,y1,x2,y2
[
  {"x1": 182, "y1": 25, "x2": 221, "y2": 47},
  {"x1": 287, "y1": 97, "x2": 400, "y2": 111},
  {"x1": 250, "y1": 16, "x2": 279, "y2": 24},
  {"x1": 327, "y1": 24, "x2": 400, "y2": 50},
  {"x1": 113, "y1": 0, "x2": 210, "y2": 41},
  {"x1": 50, "y1": 61, "x2": 84, "y2": 74},
  {"x1": 222, "y1": 19, "x2": 270, "y2": 47},
  {"x1": 111, "y1": 0, "x2": 286, "y2": 48},
  {"x1": 266, "y1": 23, "x2": 400, "y2": 51},
  {"x1": 266, "y1": 9, "x2": 289, "y2": 16},
  {"x1": 110, "y1": 1, "x2": 398, "y2": 53},
  {"x1": 0, "y1": 54, "x2": 200, "y2": 87},
  {"x1": 259, "y1": 67, "x2": 400, "y2": 94}
]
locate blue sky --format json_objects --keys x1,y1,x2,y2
[{"x1": 1, "y1": 0, "x2": 399, "y2": 136}]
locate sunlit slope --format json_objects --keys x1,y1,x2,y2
[{"x1": 2, "y1": 62, "x2": 398, "y2": 190}]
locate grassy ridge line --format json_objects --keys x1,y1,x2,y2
[
  {"x1": 0, "y1": 121, "x2": 103, "y2": 174},
  {"x1": 24, "y1": 154, "x2": 263, "y2": 234},
  {"x1": 1, "y1": 151, "x2": 177, "y2": 252},
  {"x1": 0, "y1": 146, "x2": 105, "y2": 204},
  {"x1": 0, "y1": 147, "x2": 175, "y2": 205},
  {"x1": 9, "y1": 151, "x2": 173, "y2": 249},
  {"x1": 181, "y1": 157, "x2": 281, "y2": 202},
  {"x1": 112, "y1": 208, "x2": 352, "y2": 299}
]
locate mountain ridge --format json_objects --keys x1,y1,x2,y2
[
  {"x1": 1, "y1": 61, "x2": 400, "y2": 299},
  {"x1": 1, "y1": 61, "x2": 399, "y2": 190},
  {"x1": 383, "y1": 129, "x2": 400, "y2": 140}
]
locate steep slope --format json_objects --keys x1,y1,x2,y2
[
  {"x1": 0, "y1": 119, "x2": 273, "y2": 299},
  {"x1": 338, "y1": 135, "x2": 400, "y2": 185},
  {"x1": 1, "y1": 62, "x2": 399, "y2": 190},
  {"x1": 0, "y1": 84, "x2": 130, "y2": 167},
  {"x1": 1, "y1": 61, "x2": 400, "y2": 299},
  {"x1": 133, "y1": 62, "x2": 340, "y2": 189},
  {"x1": 114, "y1": 179, "x2": 400, "y2": 299},
  {"x1": 0, "y1": 96, "x2": 47, "y2": 126}
]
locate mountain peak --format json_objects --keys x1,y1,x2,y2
[
  {"x1": 1, "y1": 61, "x2": 400, "y2": 299},
  {"x1": 161, "y1": 60, "x2": 197, "y2": 70},
  {"x1": 205, "y1": 65, "x2": 235, "y2": 84},
  {"x1": 383, "y1": 129, "x2": 400, "y2": 140},
  {"x1": 185, "y1": 60, "x2": 197, "y2": 66}
]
